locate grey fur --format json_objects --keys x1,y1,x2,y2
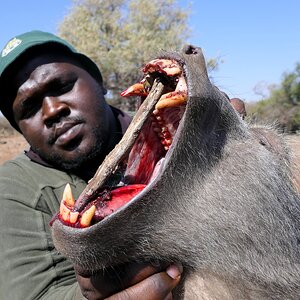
[{"x1": 52, "y1": 45, "x2": 300, "y2": 299}]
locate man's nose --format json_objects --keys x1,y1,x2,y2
[{"x1": 42, "y1": 96, "x2": 70, "y2": 127}]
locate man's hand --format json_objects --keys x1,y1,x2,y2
[{"x1": 75, "y1": 262, "x2": 183, "y2": 300}]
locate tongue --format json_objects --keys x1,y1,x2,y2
[{"x1": 93, "y1": 184, "x2": 146, "y2": 221}]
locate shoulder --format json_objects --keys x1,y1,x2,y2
[
  {"x1": 0, "y1": 153, "x2": 86, "y2": 212},
  {"x1": 0, "y1": 153, "x2": 70, "y2": 187}
]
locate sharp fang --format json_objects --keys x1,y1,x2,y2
[
  {"x1": 80, "y1": 205, "x2": 96, "y2": 228},
  {"x1": 62, "y1": 183, "x2": 75, "y2": 208},
  {"x1": 120, "y1": 83, "x2": 148, "y2": 97},
  {"x1": 155, "y1": 73, "x2": 187, "y2": 110},
  {"x1": 60, "y1": 201, "x2": 71, "y2": 222},
  {"x1": 155, "y1": 92, "x2": 187, "y2": 110}
]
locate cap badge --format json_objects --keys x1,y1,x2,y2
[{"x1": 1, "y1": 37, "x2": 22, "y2": 57}]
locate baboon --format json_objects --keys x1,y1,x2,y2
[{"x1": 52, "y1": 45, "x2": 300, "y2": 299}]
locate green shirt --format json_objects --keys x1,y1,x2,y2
[{"x1": 0, "y1": 153, "x2": 87, "y2": 300}]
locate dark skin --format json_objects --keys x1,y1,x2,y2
[
  {"x1": 8, "y1": 50, "x2": 182, "y2": 299},
  {"x1": 11, "y1": 52, "x2": 120, "y2": 180}
]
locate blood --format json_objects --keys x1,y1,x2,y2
[{"x1": 93, "y1": 184, "x2": 146, "y2": 222}]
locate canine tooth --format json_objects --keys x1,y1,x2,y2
[
  {"x1": 120, "y1": 83, "x2": 148, "y2": 97},
  {"x1": 156, "y1": 116, "x2": 162, "y2": 121},
  {"x1": 155, "y1": 93, "x2": 187, "y2": 110},
  {"x1": 60, "y1": 201, "x2": 71, "y2": 222},
  {"x1": 80, "y1": 205, "x2": 96, "y2": 228},
  {"x1": 62, "y1": 183, "x2": 75, "y2": 208},
  {"x1": 152, "y1": 109, "x2": 159, "y2": 115},
  {"x1": 164, "y1": 146, "x2": 169, "y2": 151}
]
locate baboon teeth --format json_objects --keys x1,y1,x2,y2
[
  {"x1": 121, "y1": 58, "x2": 187, "y2": 152},
  {"x1": 62, "y1": 183, "x2": 75, "y2": 208},
  {"x1": 142, "y1": 59, "x2": 182, "y2": 76},
  {"x1": 69, "y1": 211, "x2": 79, "y2": 224},
  {"x1": 60, "y1": 201, "x2": 71, "y2": 222},
  {"x1": 59, "y1": 184, "x2": 79, "y2": 224},
  {"x1": 80, "y1": 205, "x2": 96, "y2": 228},
  {"x1": 120, "y1": 83, "x2": 148, "y2": 97},
  {"x1": 155, "y1": 91, "x2": 187, "y2": 110},
  {"x1": 120, "y1": 59, "x2": 187, "y2": 108}
]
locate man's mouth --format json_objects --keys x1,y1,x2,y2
[
  {"x1": 51, "y1": 58, "x2": 188, "y2": 228},
  {"x1": 52, "y1": 122, "x2": 84, "y2": 147}
]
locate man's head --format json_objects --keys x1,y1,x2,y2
[{"x1": 0, "y1": 31, "x2": 120, "y2": 173}]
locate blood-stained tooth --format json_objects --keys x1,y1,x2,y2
[
  {"x1": 155, "y1": 73, "x2": 187, "y2": 110},
  {"x1": 120, "y1": 83, "x2": 148, "y2": 97},
  {"x1": 80, "y1": 205, "x2": 96, "y2": 228},
  {"x1": 143, "y1": 59, "x2": 181, "y2": 76},
  {"x1": 165, "y1": 138, "x2": 172, "y2": 145},
  {"x1": 69, "y1": 211, "x2": 79, "y2": 224},
  {"x1": 60, "y1": 201, "x2": 71, "y2": 222},
  {"x1": 155, "y1": 93, "x2": 187, "y2": 110},
  {"x1": 62, "y1": 183, "x2": 75, "y2": 208},
  {"x1": 121, "y1": 58, "x2": 187, "y2": 112}
]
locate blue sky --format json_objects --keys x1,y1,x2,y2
[{"x1": 1, "y1": 0, "x2": 299, "y2": 102}]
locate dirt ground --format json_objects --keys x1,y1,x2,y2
[{"x1": 0, "y1": 134, "x2": 29, "y2": 165}]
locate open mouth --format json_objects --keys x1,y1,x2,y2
[{"x1": 51, "y1": 58, "x2": 188, "y2": 228}]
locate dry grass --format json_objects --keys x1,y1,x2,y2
[{"x1": 0, "y1": 117, "x2": 19, "y2": 137}]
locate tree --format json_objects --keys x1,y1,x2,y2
[
  {"x1": 58, "y1": 0, "x2": 190, "y2": 111},
  {"x1": 249, "y1": 62, "x2": 300, "y2": 132}
]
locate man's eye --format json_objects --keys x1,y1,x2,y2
[
  {"x1": 20, "y1": 99, "x2": 40, "y2": 119},
  {"x1": 55, "y1": 81, "x2": 75, "y2": 95}
]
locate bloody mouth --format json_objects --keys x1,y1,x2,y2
[{"x1": 50, "y1": 58, "x2": 188, "y2": 228}]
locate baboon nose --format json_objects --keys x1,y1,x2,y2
[{"x1": 183, "y1": 45, "x2": 198, "y2": 55}]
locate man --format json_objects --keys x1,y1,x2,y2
[{"x1": 0, "y1": 30, "x2": 182, "y2": 300}]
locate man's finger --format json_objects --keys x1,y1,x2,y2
[{"x1": 107, "y1": 264, "x2": 183, "y2": 300}]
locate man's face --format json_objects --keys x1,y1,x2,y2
[{"x1": 11, "y1": 52, "x2": 118, "y2": 172}]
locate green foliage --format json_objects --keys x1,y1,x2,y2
[
  {"x1": 249, "y1": 62, "x2": 300, "y2": 133},
  {"x1": 58, "y1": 0, "x2": 190, "y2": 111}
]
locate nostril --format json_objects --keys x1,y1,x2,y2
[
  {"x1": 183, "y1": 45, "x2": 198, "y2": 55},
  {"x1": 44, "y1": 106, "x2": 71, "y2": 128}
]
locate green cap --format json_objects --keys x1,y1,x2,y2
[{"x1": 0, "y1": 30, "x2": 103, "y2": 130}]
